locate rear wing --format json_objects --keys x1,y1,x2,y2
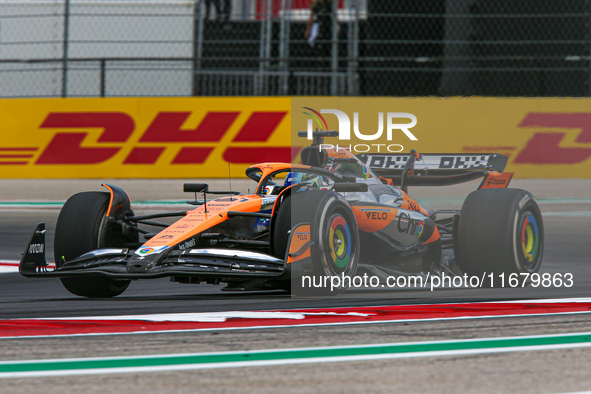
[{"x1": 357, "y1": 153, "x2": 512, "y2": 190}]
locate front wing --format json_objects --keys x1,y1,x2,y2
[{"x1": 20, "y1": 223, "x2": 286, "y2": 280}]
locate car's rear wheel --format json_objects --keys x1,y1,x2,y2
[
  {"x1": 54, "y1": 191, "x2": 132, "y2": 298},
  {"x1": 273, "y1": 190, "x2": 360, "y2": 295},
  {"x1": 457, "y1": 188, "x2": 544, "y2": 278}
]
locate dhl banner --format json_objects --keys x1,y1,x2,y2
[
  {"x1": 0, "y1": 96, "x2": 590, "y2": 178},
  {"x1": 0, "y1": 97, "x2": 292, "y2": 178},
  {"x1": 291, "y1": 97, "x2": 591, "y2": 179}
]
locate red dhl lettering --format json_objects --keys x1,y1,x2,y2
[
  {"x1": 28, "y1": 111, "x2": 293, "y2": 166},
  {"x1": 463, "y1": 112, "x2": 591, "y2": 166},
  {"x1": 37, "y1": 112, "x2": 135, "y2": 164},
  {"x1": 514, "y1": 112, "x2": 591, "y2": 164}
]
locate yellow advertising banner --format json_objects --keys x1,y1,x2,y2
[
  {"x1": 0, "y1": 97, "x2": 292, "y2": 178},
  {"x1": 0, "y1": 97, "x2": 590, "y2": 178},
  {"x1": 291, "y1": 97, "x2": 591, "y2": 179}
]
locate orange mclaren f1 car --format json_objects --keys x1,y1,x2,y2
[{"x1": 20, "y1": 131, "x2": 543, "y2": 297}]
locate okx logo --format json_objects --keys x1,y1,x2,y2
[{"x1": 302, "y1": 107, "x2": 418, "y2": 153}]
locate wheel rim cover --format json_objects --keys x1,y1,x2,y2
[
  {"x1": 329, "y1": 215, "x2": 351, "y2": 269},
  {"x1": 520, "y1": 213, "x2": 539, "y2": 263}
]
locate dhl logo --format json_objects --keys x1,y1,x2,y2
[
  {"x1": 2, "y1": 98, "x2": 591, "y2": 179},
  {"x1": 515, "y1": 113, "x2": 591, "y2": 164},
  {"x1": 463, "y1": 112, "x2": 591, "y2": 165},
  {"x1": 0, "y1": 111, "x2": 293, "y2": 167}
]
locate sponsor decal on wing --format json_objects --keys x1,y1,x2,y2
[{"x1": 134, "y1": 245, "x2": 170, "y2": 256}]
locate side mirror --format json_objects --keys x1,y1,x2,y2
[{"x1": 184, "y1": 183, "x2": 208, "y2": 193}]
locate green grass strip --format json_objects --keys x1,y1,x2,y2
[{"x1": 1, "y1": 332, "x2": 591, "y2": 373}]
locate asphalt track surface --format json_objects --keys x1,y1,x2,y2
[
  {"x1": 1, "y1": 180, "x2": 591, "y2": 393},
  {"x1": 0, "y1": 192, "x2": 589, "y2": 318}
]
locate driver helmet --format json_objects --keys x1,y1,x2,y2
[
  {"x1": 336, "y1": 162, "x2": 368, "y2": 179},
  {"x1": 284, "y1": 172, "x2": 321, "y2": 189},
  {"x1": 284, "y1": 172, "x2": 304, "y2": 187}
]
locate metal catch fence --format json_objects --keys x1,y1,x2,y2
[{"x1": 0, "y1": 0, "x2": 589, "y2": 97}]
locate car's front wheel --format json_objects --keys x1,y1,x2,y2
[
  {"x1": 273, "y1": 190, "x2": 360, "y2": 295},
  {"x1": 54, "y1": 191, "x2": 133, "y2": 298}
]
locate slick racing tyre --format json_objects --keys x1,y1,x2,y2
[
  {"x1": 457, "y1": 188, "x2": 544, "y2": 277},
  {"x1": 54, "y1": 191, "x2": 132, "y2": 298},
  {"x1": 273, "y1": 190, "x2": 360, "y2": 296}
]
